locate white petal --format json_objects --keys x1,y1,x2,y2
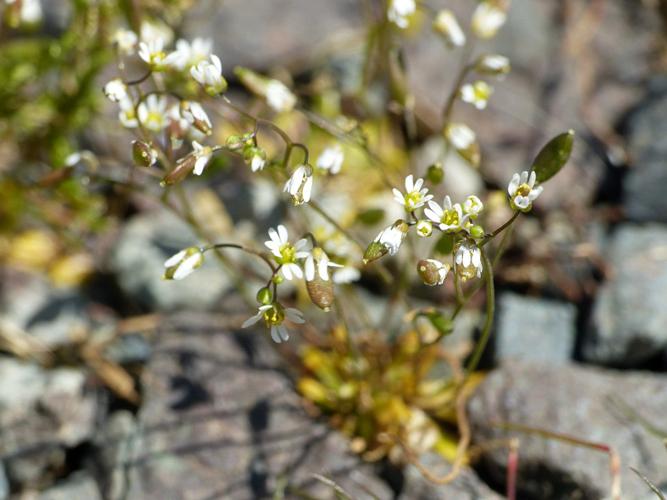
[
  {"x1": 285, "y1": 308, "x2": 305, "y2": 323},
  {"x1": 164, "y1": 250, "x2": 186, "y2": 267},
  {"x1": 242, "y1": 312, "x2": 263, "y2": 328},
  {"x1": 173, "y1": 253, "x2": 201, "y2": 280},
  {"x1": 305, "y1": 257, "x2": 315, "y2": 281},
  {"x1": 277, "y1": 224, "x2": 288, "y2": 243}
]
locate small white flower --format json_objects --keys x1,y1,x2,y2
[
  {"x1": 191, "y1": 141, "x2": 213, "y2": 175},
  {"x1": 316, "y1": 145, "x2": 344, "y2": 175},
  {"x1": 190, "y1": 54, "x2": 227, "y2": 96},
  {"x1": 137, "y1": 94, "x2": 168, "y2": 132},
  {"x1": 460, "y1": 81, "x2": 493, "y2": 110},
  {"x1": 165, "y1": 38, "x2": 212, "y2": 70},
  {"x1": 424, "y1": 196, "x2": 469, "y2": 233},
  {"x1": 284, "y1": 165, "x2": 314, "y2": 206},
  {"x1": 265, "y1": 80, "x2": 297, "y2": 113},
  {"x1": 181, "y1": 101, "x2": 212, "y2": 135},
  {"x1": 103, "y1": 78, "x2": 128, "y2": 102},
  {"x1": 140, "y1": 20, "x2": 173, "y2": 46},
  {"x1": 264, "y1": 225, "x2": 310, "y2": 281},
  {"x1": 163, "y1": 247, "x2": 204, "y2": 280},
  {"x1": 433, "y1": 10, "x2": 466, "y2": 48},
  {"x1": 416, "y1": 220, "x2": 433, "y2": 238},
  {"x1": 462, "y1": 195, "x2": 484, "y2": 218},
  {"x1": 445, "y1": 123, "x2": 476, "y2": 150},
  {"x1": 112, "y1": 29, "x2": 138, "y2": 55},
  {"x1": 392, "y1": 174, "x2": 433, "y2": 211},
  {"x1": 476, "y1": 54, "x2": 511, "y2": 76},
  {"x1": 332, "y1": 266, "x2": 361, "y2": 284},
  {"x1": 374, "y1": 221, "x2": 408, "y2": 256},
  {"x1": 242, "y1": 303, "x2": 305, "y2": 343},
  {"x1": 304, "y1": 247, "x2": 343, "y2": 282},
  {"x1": 6, "y1": 0, "x2": 42, "y2": 24},
  {"x1": 471, "y1": 1, "x2": 508, "y2": 39},
  {"x1": 418, "y1": 259, "x2": 450, "y2": 286},
  {"x1": 387, "y1": 0, "x2": 416, "y2": 29},
  {"x1": 507, "y1": 170, "x2": 543, "y2": 212},
  {"x1": 250, "y1": 152, "x2": 266, "y2": 172},
  {"x1": 455, "y1": 241, "x2": 483, "y2": 281},
  {"x1": 138, "y1": 39, "x2": 167, "y2": 71},
  {"x1": 118, "y1": 98, "x2": 138, "y2": 128}
]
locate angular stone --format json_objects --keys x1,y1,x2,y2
[
  {"x1": 100, "y1": 313, "x2": 392, "y2": 500},
  {"x1": 583, "y1": 224, "x2": 667, "y2": 365},
  {"x1": 495, "y1": 292, "x2": 576, "y2": 364},
  {"x1": 468, "y1": 362, "x2": 667, "y2": 499}
]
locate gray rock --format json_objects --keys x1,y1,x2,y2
[
  {"x1": 100, "y1": 313, "x2": 392, "y2": 500},
  {"x1": 109, "y1": 210, "x2": 231, "y2": 311},
  {"x1": 401, "y1": 453, "x2": 502, "y2": 499},
  {"x1": 38, "y1": 472, "x2": 102, "y2": 500},
  {"x1": 583, "y1": 225, "x2": 667, "y2": 365},
  {"x1": 625, "y1": 91, "x2": 667, "y2": 223},
  {"x1": 0, "y1": 462, "x2": 8, "y2": 500},
  {"x1": 495, "y1": 293, "x2": 576, "y2": 364},
  {"x1": 468, "y1": 362, "x2": 667, "y2": 499},
  {"x1": 0, "y1": 358, "x2": 97, "y2": 488}
]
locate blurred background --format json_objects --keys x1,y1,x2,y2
[{"x1": 1, "y1": 0, "x2": 667, "y2": 498}]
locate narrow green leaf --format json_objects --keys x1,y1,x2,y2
[{"x1": 532, "y1": 130, "x2": 575, "y2": 183}]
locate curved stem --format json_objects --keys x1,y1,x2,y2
[
  {"x1": 464, "y1": 247, "x2": 494, "y2": 375},
  {"x1": 206, "y1": 243, "x2": 277, "y2": 274},
  {"x1": 481, "y1": 211, "x2": 520, "y2": 247}
]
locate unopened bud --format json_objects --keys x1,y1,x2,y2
[
  {"x1": 475, "y1": 54, "x2": 511, "y2": 77},
  {"x1": 132, "y1": 140, "x2": 158, "y2": 167},
  {"x1": 470, "y1": 225, "x2": 485, "y2": 240},
  {"x1": 256, "y1": 287, "x2": 273, "y2": 305},
  {"x1": 243, "y1": 145, "x2": 267, "y2": 172},
  {"x1": 163, "y1": 247, "x2": 204, "y2": 280},
  {"x1": 180, "y1": 101, "x2": 212, "y2": 136},
  {"x1": 426, "y1": 163, "x2": 444, "y2": 184},
  {"x1": 362, "y1": 241, "x2": 387, "y2": 265},
  {"x1": 433, "y1": 10, "x2": 466, "y2": 48}
]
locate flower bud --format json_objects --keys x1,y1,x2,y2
[
  {"x1": 132, "y1": 140, "x2": 158, "y2": 168},
  {"x1": 433, "y1": 10, "x2": 466, "y2": 48},
  {"x1": 243, "y1": 145, "x2": 267, "y2": 172},
  {"x1": 226, "y1": 135, "x2": 244, "y2": 151},
  {"x1": 364, "y1": 220, "x2": 409, "y2": 264},
  {"x1": 469, "y1": 225, "x2": 485, "y2": 240},
  {"x1": 471, "y1": 0, "x2": 509, "y2": 39},
  {"x1": 362, "y1": 241, "x2": 387, "y2": 265},
  {"x1": 475, "y1": 54, "x2": 511, "y2": 77},
  {"x1": 416, "y1": 220, "x2": 433, "y2": 238},
  {"x1": 163, "y1": 247, "x2": 204, "y2": 280},
  {"x1": 180, "y1": 101, "x2": 212, "y2": 136},
  {"x1": 256, "y1": 287, "x2": 273, "y2": 305},
  {"x1": 417, "y1": 259, "x2": 450, "y2": 286},
  {"x1": 426, "y1": 163, "x2": 444, "y2": 184}
]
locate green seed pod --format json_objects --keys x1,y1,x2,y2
[
  {"x1": 160, "y1": 154, "x2": 196, "y2": 186},
  {"x1": 256, "y1": 287, "x2": 273, "y2": 305},
  {"x1": 417, "y1": 259, "x2": 449, "y2": 286},
  {"x1": 469, "y1": 225, "x2": 485, "y2": 240},
  {"x1": 532, "y1": 130, "x2": 575, "y2": 183},
  {"x1": 362, "y1": 241, "x2": 388, "y2": 265},
  {"x1": 426, "y1": 163, "x2": 444, "y2": 184}
]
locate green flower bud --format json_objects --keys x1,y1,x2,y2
[
  {"x1": 256, "y1": 287, "x2": 273, "y2": 305},
  {"x1": 426, "y1": 163, "x2": 444, "y2": 184},
  {"x1": 469, "y1": 225, "x2": 485, "y2": 240}
]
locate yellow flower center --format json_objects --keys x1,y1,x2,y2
[
  {"x1": 277, "y1": 243, "x2": 296, "y2": 264},
  {"x1": 516, "y1": 183, "x2": 532, "y2": 197},
  {"x1": 404, "y1": 191, "x2": 423, "y2": 209},
  {"x1": 441, "y1": 209, "x2": 460, "y2": 227},
  {"x1": 262, "y1": 304, "x2": 285, "y2": 326}
]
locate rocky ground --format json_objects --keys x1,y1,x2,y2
[{"x1": 3, "y1": 0, "x2": 667, "y2": 498}]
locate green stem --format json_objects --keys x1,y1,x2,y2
[{"x1": 464, "y1": 248, "x2": 494, "y2": 375}]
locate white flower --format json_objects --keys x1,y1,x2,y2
[
  {"x1": 242, "y1": 303, "x2": 305, "y2": 343},
  {"x1": 471, "y1": 1, "x2": 508, "y2": 39},
  {"x1": 433, "y1": 10, "x2": 466, "y2": 48},
  {"x1": 424, "y1": 196, "x2": 469, "y2": 233},
  {"x1": 507, "y1": 170, "x2": 543, "y2": 212},
  {"x1": 138, "y1": 39, "x2": 167, "y2": 71},
  {"x1": 137, "y1": 94, "x2": 168, "y2": 132},
  {"x1": 387, "y1": 0, "x2": 416, "y2": 29},
  {"x1": 462, "y1": 195, "x2": 484, "y2": 218},
  {"x1": 454, "y1": 241, "x2": 483, "y2": 281},
  {"x1": 416, "y1": 220, "x2": 433, "y2": 238},
  {"x1": 6, "y1": 0, "x2": 42, "y2": 24},
  {"x1": 191, "y1": 141, "x2": 213, "y2": 175},
  {"x1": 417, "y1": 259, "x2": 450, "y2": 286},
  {"x1": 304, "y1": 247, "x2": 343, "y2": 282},
  {"x1": 190, "y1": 54, "x2": 227, "y2": 96},
  {"x1": 392, "y1": 174, "x2": 433, "y2": 211},
  {"x1": 181, "y1": 101, "x2": 212, "y2": 135},
  {"x1": 163, "y1": 247, "x2": 204, "y2": 280},
  {"x1": 332, "y1": 266, "x2": 361, "y2": 284},
  {"x1": 140, "y1": 20, "x2": 173, "y2": 46},
  {"x1": 112, "y1": 29, "x2": 138, "y2": 55},
  {"x1": 103, "y1": 79, "x2": 128, "y2": 102},
  {"x1": 284, "y1": 165, "x2": 314, "y2": 206},
  {"x1": 476, "y1": 54, "x2": 511, "y2": 76},
  {"x1": 250, "y1": 151, "x2": 266, "y2": 172},
  {"x1": 118, "y1": 98, "x2": 138, "y2": 128},
  {"x1": 265, "y1": 80, "x2": 297, "y2": 113},
  {"x1": 165, "y1": 38, "x2": 213, "y2": 70},
  {"x1": 316, "y1": 145, "x2": 344, "y2": 175},
  {"x1": 374, "y1": 221, "x2": 408, "y2": 256},
  {"x1": 460, "y1": 81, "x2": 493, "y2": 110},
  {"x1": 445, "y1": 123, "x2": 476, "y2": 150},
  {"x1": 264, "y1": 225, "x2": 310, "y2": 281}
]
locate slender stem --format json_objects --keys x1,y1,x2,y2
[
  {"x1": 481, "y1": 211, "x2": 520, "y2": 247},
  {"x1": 464, "y1": 247, "x2": 494, "y2": 375},
  {"x1": 123, "y1": 70, "x2": 152, "y2": 86},
  {"x1": 206, "y1": 243, "x2": 276, "y2": 274}
]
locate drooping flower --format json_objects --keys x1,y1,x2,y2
[
  {"x1": 242, "y1": 303, "x2": 305, "y2": 343},
  {"x1": 264, "y1": 225, "x2": 310, "y2": 280},
  {"x1": 103, "y1": 79, "x2": 128, "y2": 102},
  {"x1": 316, "y1": 145, "x2": 344, "y2": 175},
  {"x1": 165, "y1": 38, "x2": 213, "y2": 70},
  {"x1": 137, "y1": 94, "x2": 168, "y2": 132},
  {"x1": 460, "y1": 81, "x2": 493, "y2": 110},
  {"x1": 417, "y1": 259, "x2": 450, "y2": 286},
  {"x1": 163, "y1": 247, "x2": 204, "y2": 280},
  {"x1": 180, "y1": 101, "x2": 212, "y2": 136},
  {"x1": 118, "y1": 98, "x2": 138, "y2": 128},
  {"x1": 424, "y1": 196, "x2": 469, "y2": 233},
  {"x1": 244, "y1": 146, "x2": 267, "y2": 172},
  {"x1": 304, "y1": 247, "x2": 343, "y2": 282},
  {"x1": 387, "y1": 0, "x2": 416, "y2": 29},
  {"x1": 471, "y1": 1, "x2": 508, "y2": 39},
  {"x1": 191, "y1": 141, "x2": 213, "y2": 175},
  {"x1": 190, "y1": 54, "x2": 227, "y2": 96},
  {"x1": 454, "y1": 241, "x2": 483, "y2": 281},
  {"x1": 284, "y1": 165, "x2": 314, "y2": 205},
  {"x1": 507, "y1": 170, "x2": 543, "y2": 212},
  {"x1": 364, "y1": 220, "x2": 409, "y2": 263},
  {"x1": 433, "y1": 10, "x2": 466, "y2": 48},
  {"x1": 392, "y1": 175, "x2": 433, "y2": 211},
  {"x1": 265, "y1": 80, "x2": 297, "y2": 113}
]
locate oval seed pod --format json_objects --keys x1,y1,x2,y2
[{"x1": 306, "y1": 275, "x2": 334, "y2": 311}]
